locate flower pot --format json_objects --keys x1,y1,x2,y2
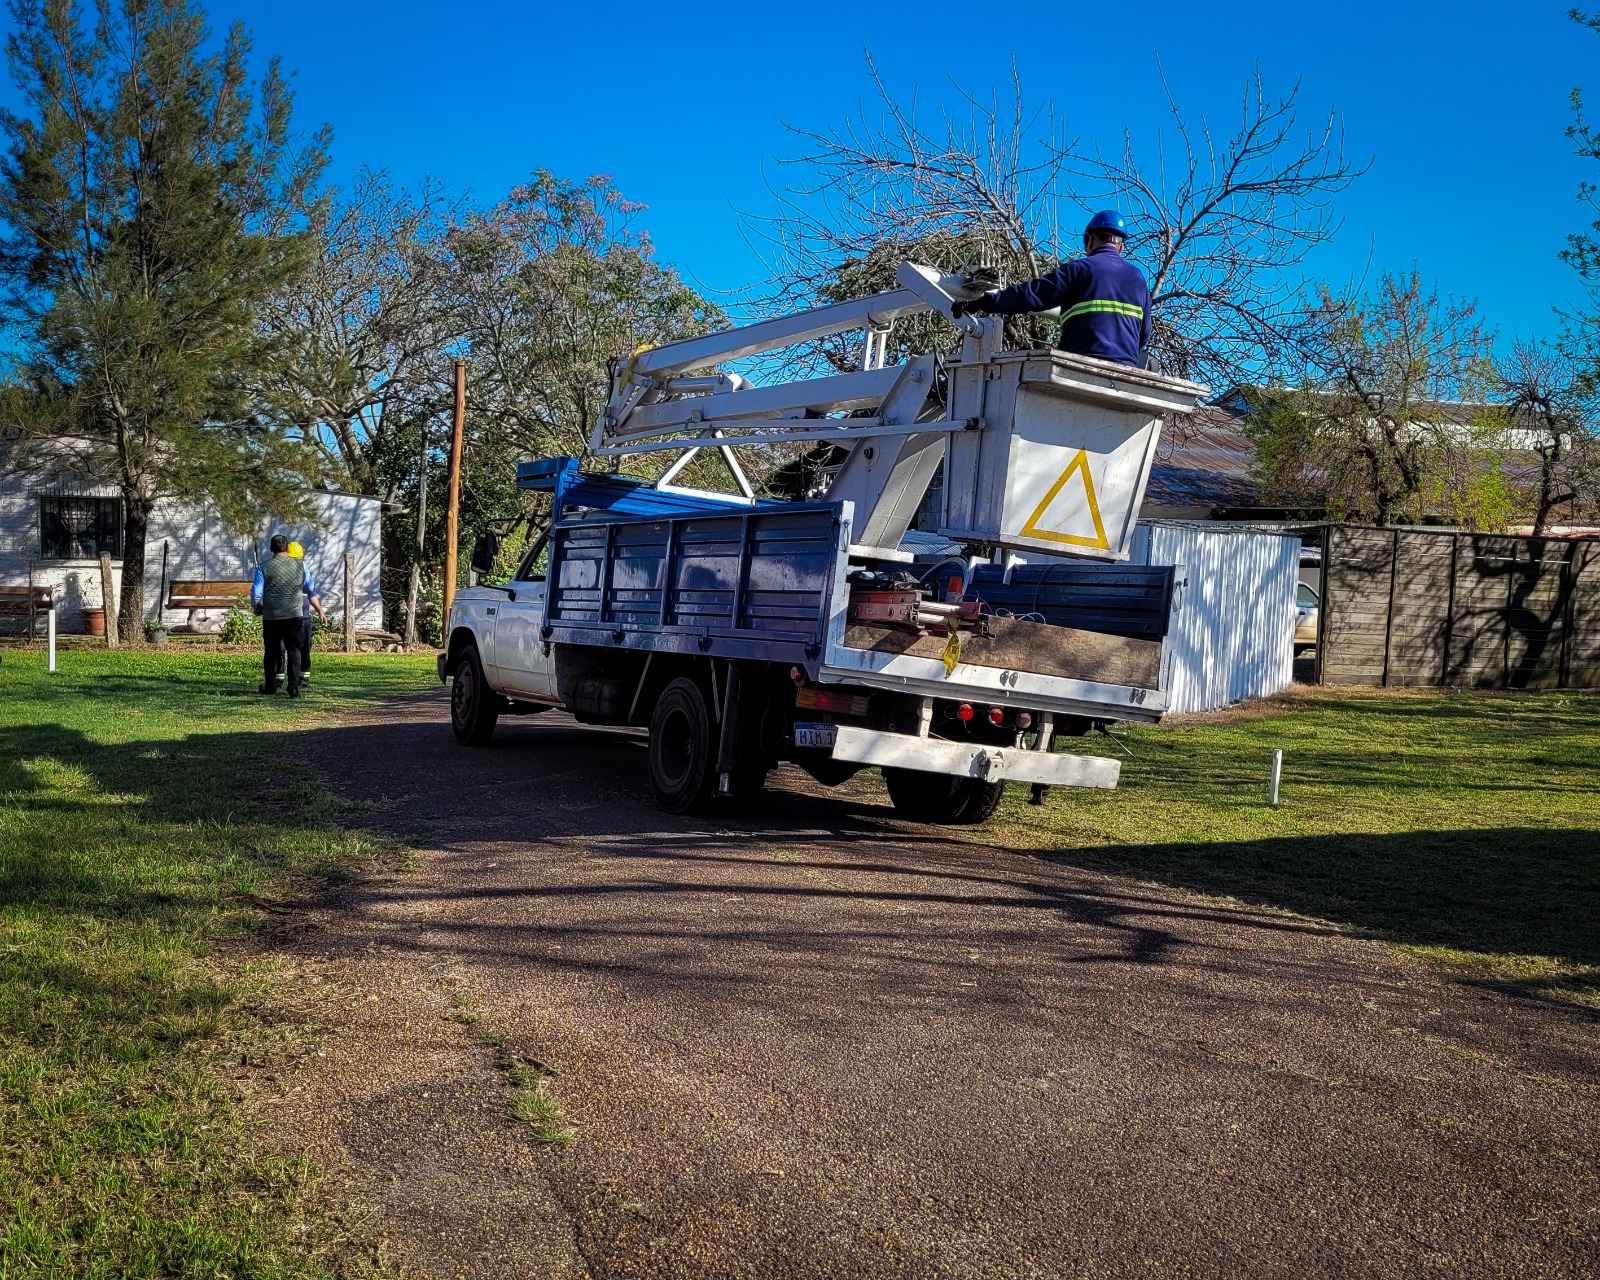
[
  {"x1": 149, "y1": 629, "x2": 169, "y2": 645},
  {"x1": 82, "y1": 607, "x2": 105, "y2": 637}
]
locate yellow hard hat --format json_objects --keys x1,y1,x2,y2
[{"x1": 287, "y1": 541, "x2": 305, "y2": 559}]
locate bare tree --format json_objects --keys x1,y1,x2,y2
[
  {"x1": 260, "y1": 168, "x2": 460, "y2": 500},
  {"x1": 1495, "y1": 338, "x2": 1600, "y2": 533},
  {"x1": 757, "y1": 56, "x2": 1363, "y2": 393},
  {"x1": 755, "y1": 56, "x2": 1067, "y2": 368},
  {"x1": 1068, "y1": 69, "x2": 1364, "y2": 388}
]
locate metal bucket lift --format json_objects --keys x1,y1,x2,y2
[{"x1": 593, "y1": 262, "x2": 1209, "y2": 562}]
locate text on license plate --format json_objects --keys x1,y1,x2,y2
[{"x1": 793, "y1": 722, "x2": 837, "y2": 750}]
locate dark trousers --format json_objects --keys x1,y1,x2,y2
[
  {"x1": 263, "y1": 616, "x2": 304, "y2": 692},
  {"x1": 300, "y1": 614, "x2": 313, "y2": 672}
]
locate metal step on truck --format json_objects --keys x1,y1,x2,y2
[{"x1": 438, "y1": 263, "x2": 1208, "y2": 822}]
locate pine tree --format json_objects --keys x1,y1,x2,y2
[{"x1": 0, "y1": 0, "x2": 329, "y2": 636}]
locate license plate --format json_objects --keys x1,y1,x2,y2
[{"x1": 793, "y1": 722, "x2": 836, "y2": 750}]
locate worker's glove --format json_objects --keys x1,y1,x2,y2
[{"x1": 949, "y1": 291, "x2": 998, "y2": 319}]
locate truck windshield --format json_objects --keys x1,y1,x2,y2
[{"x1": 514, "y1": 531, "x2": 550, "y2": 582}]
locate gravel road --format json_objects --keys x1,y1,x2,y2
[{"x1": 261, "y1": 690, "x2": 1599, "y2": 1280}]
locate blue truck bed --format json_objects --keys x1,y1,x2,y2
[
  {"x1": 520, "y1": 457, "x2": 1172, "y2": 672},
  {"x1": 545, "y1": 505, "x2": 844, "y2": 665}
]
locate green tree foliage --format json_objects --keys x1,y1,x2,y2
[
  {"x1": 449, "y1": 171, "x2": 724, "y2": 468},
  {"x1": 315, "y1": 171, "x2": 723, "y2": 631},
  {"x1": 1246, "y1": 273, "x2": 1497, "y2": 526},
  {"x1": 0, "y1": 0, "x2": 329, "y2": 637}
]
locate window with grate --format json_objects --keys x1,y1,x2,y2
[{"x1": 39, "y1": 496, "x2": 123, "y2": 560}]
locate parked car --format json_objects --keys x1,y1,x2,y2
[{"x1": 1295, "y1": 582, "x2": 1320, "y2": 653}]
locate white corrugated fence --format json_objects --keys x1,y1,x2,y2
[{"x1": 1127, "y1": 521, "x2": 1301, "y2": 713}]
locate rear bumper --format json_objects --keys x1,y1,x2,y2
[{"x1": 831, "y1": 725, "x2": 1120, "y2": 789}]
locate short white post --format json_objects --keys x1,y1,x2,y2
[
  {"x1": 1269, "y1": 748, "x2": 1283, "y2": 806},
  {"x1": 46, "y1": 606, "x2": 57, "y2": 673}
]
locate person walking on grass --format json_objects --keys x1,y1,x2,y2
[
  {"x1": 286, "y1": 541, "x2": 326, "y2": 683},
  {"x1": 251, "y1": 534, "x2": 310, "y2": 697}
]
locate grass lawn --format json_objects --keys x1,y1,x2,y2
[
  {"x1": 1002, "y1": 687, "x2": 1600, "y2": 1003},
  {"x1": 0, "y1": 647, "x2": 435, "y2": 1278}
]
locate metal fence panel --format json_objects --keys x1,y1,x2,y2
[{"x1": 1130, "y1": 522, "x2": 1300, "y2": 713}]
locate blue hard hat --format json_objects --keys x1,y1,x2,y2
[{"x1": 1085, "y1": 209, "x2": 1126, "y2": 238}]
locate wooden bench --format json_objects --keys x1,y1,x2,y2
[
  {"x1": 0, "y1": 584, "x2": 54, "y2": 635},
  {"x1": 166, "y1": 579, "x2": 252, "y2": 624}
]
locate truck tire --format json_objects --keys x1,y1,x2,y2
[
  {"x1": 648, "y1": 677, "x2": 717, "y2": 814},
  {"x1": 952, "y1": 778, "x2": 1007, "y2": 823},
  {"x1": 883, "y1": 768, "x2": 1006, "y2": 825},
  {"x1": 450, "y1": 645, "x2": 502, "y2": 746}
]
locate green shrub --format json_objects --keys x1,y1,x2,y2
[{"x1": 218, "y1": 607, "x2": 260, "y2": 644}]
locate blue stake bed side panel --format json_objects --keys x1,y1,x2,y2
[
  {"x1": 544, "y1": 503, "x2": 844, "y2": 665},
  {"x1": 965, "y1": 563, "x2": 1176, "y2": 639}
]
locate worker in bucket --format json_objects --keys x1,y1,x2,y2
[
  {"x1": 286, "y1": 541, "x2": 326, "y2": 683},
  {"x1": 951, "y1": 210, "x2": 1151, "y2": 367}
]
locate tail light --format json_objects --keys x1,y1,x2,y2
[
  {"x1": 1016, "y1": 712, "x2": 1033, "y2": 729},
  {"x1": 956, "y1": 703, "x2": 974, "y2": 722},
  {"x1": 795, "y1": 686, "x2": 871, "y2": 716},
  {"x1": 987, "y1": 707, "x2": 1005, "y2": 726}
]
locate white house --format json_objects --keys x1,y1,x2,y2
[{"x1": 0, "y1": 437, "x2": 384, "y2": 634}]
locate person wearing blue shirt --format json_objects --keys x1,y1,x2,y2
[
  {"x1": 953, "y1": 210, "x2": 1151, "y2": 367},
  {"x1": 251, "y1": 539, "x2": 324, "y2": 692}
]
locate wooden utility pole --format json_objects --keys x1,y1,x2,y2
[
  {"x1": 442, "y1": 358, "x2": 466, "y2": 620},
  {"x1": 99, "y1": 552, "x2": 119, "y2": 648}
]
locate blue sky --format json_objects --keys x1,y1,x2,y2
[{"x1": 2, "y1": 0, "x2": 1595, "y2": 344}]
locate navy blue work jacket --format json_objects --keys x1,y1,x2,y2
[{"x1": 984, "y1": 246, "x2": 1151, "y2": 366}]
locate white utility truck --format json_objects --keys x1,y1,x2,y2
[{"x1": 439, "y1": 264, "x2": 1207, "y2": 822}]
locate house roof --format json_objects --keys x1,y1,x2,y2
[{"x1": 1144, "y1": 407, "x2": 1260, "y2": 510}]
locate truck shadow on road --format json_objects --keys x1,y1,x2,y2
[
  {"x1": 294, "y1": 703, "x2": 1600, "y2": 1016},
  {"x1": 4, "y1": 700, "x2": 1595, "y2": 1064}
]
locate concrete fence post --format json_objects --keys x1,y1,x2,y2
[
  {"x1": 344, "y1": 551, "x2": 356, "y2": 653},
  {"x1": 47, "y1": 605, "x2": 56, "y2": 672},
  {"x1": 99, "y1": 552, "x2": 119, "y2": 649}
]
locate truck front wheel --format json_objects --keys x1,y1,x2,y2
[
  {"x1": 450, "y1": 645, "x2": 502, "y2": 746},
  {"x1": 648, "y1": 677, "x2": 717, "y2": 814},
  {"x1": 883, "y1": 768, "x2": 1006, "y2": 825}
]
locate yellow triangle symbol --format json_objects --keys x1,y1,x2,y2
[{"x1": 1018, "y1": 449, "x2": 1109, "y2": 549}]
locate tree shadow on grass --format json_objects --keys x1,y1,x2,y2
[
  {"x1": 1025, "y1": 827, "x2": 1600, "y2": 1003},
  {"x1": 0, "y1": 720, "x2": 367, "y2": 1063}
]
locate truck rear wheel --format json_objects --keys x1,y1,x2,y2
[
  {"x1": 450, "y1": 645, "x2": 502, "y2": 746},
  {"x1": 648, "y1": 677, "x2": 717, "y2": 814},
  {"x1": 883, "y1": 768, "x2": 1006, "y2": 825}
]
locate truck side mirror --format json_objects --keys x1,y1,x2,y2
[{"x1": 470, "y1": 531, "x2": 498, "y2": 575}]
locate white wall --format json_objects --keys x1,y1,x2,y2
[
  {"x1": 0, "y1": 442, "x2": 383, "y2": 633},
  {"x1": 1129, "y1": 521, "x2": 1301, "y2": 713},
  {"x1": 146, "y1": 491, "x2": 384, "y2": 631}
]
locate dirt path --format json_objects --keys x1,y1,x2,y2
[{"x1": 260, "y1": 690, "x2": 1599, "y2": 1279}]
